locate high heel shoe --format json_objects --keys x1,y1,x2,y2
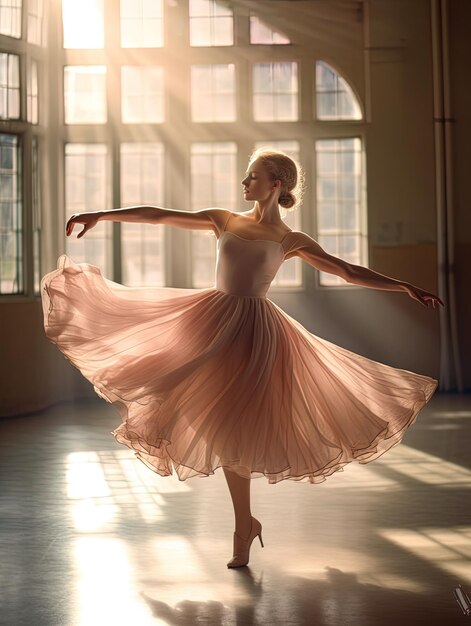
[{"x1": 227, "y1": 516, "x2": 264, "y2": 568}]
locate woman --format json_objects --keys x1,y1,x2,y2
[{"x1": 41, "y1": 148, "x2": 444, "y2": 569}]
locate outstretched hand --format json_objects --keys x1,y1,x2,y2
[
  {"x1": 405, "y1": 284, "x2": 444, "y2": 309},
  {"x1": 66, "y1": 212, "x2": 99, "y2": 238}
]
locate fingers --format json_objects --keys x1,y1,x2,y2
[
  {"x1": 65, "y1": 216, "x2": 88, "y2": 238},
  {"x1": 421, "y1": 293, "x2": 445, "y2": 309},
  {"x1": 66, "y1": 217, "x2": 74, "y2": 236}
]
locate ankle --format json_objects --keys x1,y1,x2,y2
[{"x1": 235, "y1": 515, "x2": 253, "y2": 537}]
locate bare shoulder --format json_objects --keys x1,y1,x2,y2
[
  {"x1": 280, "y1": 230, "x2": 308, "y2": 259},
  {"x1": 283, "y1": 230, "x2": 352, "y2": 278},
  {"x1": 284, "y1": 230, "x2": 314, "y2": 242},
  {"x1": 282, "y1": 229, "x2": 315, "y2": 249},
  {"x1": 200, "y1": 208, "x2": 233, "y2": 235}
]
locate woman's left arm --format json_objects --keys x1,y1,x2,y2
[
  {"x1": 288, "y1": 231, "x2": 445, "y2": 309},
  {"x1": 348, "y1": 264, "x2": 445, "y2": 308}
]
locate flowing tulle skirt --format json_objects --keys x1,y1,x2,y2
[{"x1": 40, "y1": 254, "x2": 438, "y2": 484}]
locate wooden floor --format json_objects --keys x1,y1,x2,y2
[{"x1": 1, "y1": 392, "x2": 470, "y2": 626}]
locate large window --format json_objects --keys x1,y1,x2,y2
[
  {"x1": 1, "y1": 0, "x2": 44, "y2": 296},
  {"x1": 0, "y1": 3, "x2": 368, "y2": 296},
  {"x1": 0, "y1": 134, "x2": 22, "y2": 294}
]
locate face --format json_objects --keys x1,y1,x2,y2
[{"x1": 241, "y1": 158, "x2": 281, "y2": 203}]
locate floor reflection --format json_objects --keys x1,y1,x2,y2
[{"x1": 0, "y1": 393, "x2": 469, "y2": 625}]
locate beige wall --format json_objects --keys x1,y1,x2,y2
[
  {"x1": 448, "y1": 0, "x2": 471, "y2": 388},
  {"x1": 2, "y1": 301, "x2": 93, "y2": 416},
  {"x1": 1, "y1": 0, "x2": 470, "y2": 417}
]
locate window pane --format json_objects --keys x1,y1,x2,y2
[
  {"x1": 190, "y1": 17, "x2": 211, "y2": 47},
  {"x1": 253, "y1": 62, "x2": 298, "y2": 121},
  {"x1": 64, "y1": 66, "x2": 107, "y2": 124},
  {"x1": 276, "y1": 94, "x2": 296, "y2": 120},
  {"x1": 0, "y1": 53, "x2": 20, "y2": 120},
  {"x1": 316, "y1": 138, "x2": 364, "y2": 286},
  {"x1": 120, "y1": 0, "x2": 163, "y2": 48},
  {"x1": 120, "y1": 143, "x2": 165, "y2": 287},
  {"x1": 189, "y1": 0, "x2": 233, "y2": 46},
  {"x1": 0, "y1": 134, "x2": 22, "y2": 294},
  {"x1": 316, "y1": 60, "x2": 362, "y2": 121},
  {"x1": 27, "y1": 60, "x2": 39, "y2": 125},
  {"x1": 191, "y1": 142, "x2": 236, "y2": 287},
  {"x1": 62, "y1": 0, "x2": 104, "y2": 48},
  {"x1": 317, "y1": 203, "x2": 337, "y2": 231},
  {"x1": 65, "y1": 144, "x2": 111, "y2": 273},
  {"x1": 250, "y1": 15, "x2": 290, "y2": 45},
  {"x1": 32, "y1": 137, "x2": 42, "y2": 294},
  {"x1": 0, "y1": 0, "x2": 22, "y2": 38},
  {"x1": 212, "y1": 17, "x2": 232, "y2": 46},
  {"x1": 121, "y1": 66, "x2": 164, "y2": 123},
  {"x1": 191, "y1": 64, "x2": 235, "y2": 122},
  {"x1": 27, "y1": 0, "x2": 44, "y2": 45}
]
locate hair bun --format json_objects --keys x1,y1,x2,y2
[{"x1": 279, "y1": 191, "x2": 295, "y2": 209}]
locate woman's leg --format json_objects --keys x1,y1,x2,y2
[{"x1": 222, "y1": 466, "x2": 253, "y2": 540}]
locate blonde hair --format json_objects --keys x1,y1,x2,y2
[{"x1": 248, "y1": 147, "x2": 305, "y2": 212}]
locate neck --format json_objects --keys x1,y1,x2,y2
[{"x1": 249, "y1": 199, "x2": 282, "y2": 224}]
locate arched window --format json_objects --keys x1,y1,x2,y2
[{"x1": 316, "y1": 60, "x2": 362, "y2": 121}]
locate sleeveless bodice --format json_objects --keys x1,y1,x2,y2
[{"x1": 215, "y1": 231, "x2": 286, "y2": 298}]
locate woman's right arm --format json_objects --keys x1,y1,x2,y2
[{"x1": 66, "y1": 206, "x2": 230, "y2": 238}]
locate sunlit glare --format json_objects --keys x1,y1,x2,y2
[
  {"x1": 66, "y1": 451, "x2": 111, "y2": 499},
  {"x1": 72, "y1": 499, "x2": 118, "y2": 533},
  {"x1": 62, "y1": 0, "x2": 104, "y2": 49},
  {"x1": 65, "y1": 449, "x2": 190, "y2": 532},
  {"x1": 379, "y1": 444, "x2": 471, "y2": 487},
  {"x1": 380, "y1": 527, "x2": 471, "y2": 584},
  {"x1": 315, "y1": 442, "x2": 471, "y2": 489},
  {"x1": 75, "y1": 537, "x2": 156, "y2": 625}
]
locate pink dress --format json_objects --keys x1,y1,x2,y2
[{"x1": 40, "y1": 212, "x2": 438, "y2": 484}]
